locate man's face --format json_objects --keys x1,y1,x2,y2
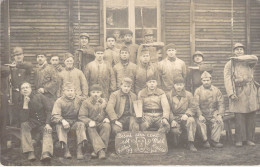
[
  {"x1": 234, "y1": 47, "x2": 244, "y2": 57},
  {"x1": 50, "y1": 56, "x2": 60, "y2": 65},
  {"x1": 124, "y1": 34, "x2": 133, "y2": 43},
  {"x1": 140, "y1": 53, "x2": 150, "y2": 64},
  {"x1": 95, "y1": 51, "x2": 104, "y2": 61},
  {"x1": 21, "y1": 83, "x2": 32, "y2": 96},
  {"x1": 120, "y1": 83, "x2": 131, "y2": 94},
  {"x1": 63, "y1": 88, "x2": 76, "y2": 99},
  {"x1": 144, "y1": 35, "x2": 154, "y2": 43},
  {"x1": 14, "y1": 53, "x2": 24, "y2": 63},
  {"x1": 90, "y1": 90, "x2": 102, "y2": 100},
  {"x1": 37, "y1": 55, "x2": 47, "y2": 65},
  {"x1": 107, "y1": 38, "x2": 115, "y2": 48},
  {"x1": 193, "y1": 55, "x2": 203, "y2": 63},
  {"x1": 113, "y1": 31, "x2": 120, "y2": 39},
  {"x1": 201, "y1": 78, "x2": 212, "y2": 88},
  {"x1": 64, "y1": 57, "x2": 74, "y2": 68},
  {"x1": 166, "y1": 48, "x2": 177, "y2": 58},
  {"x1": 173, "y1": 83, "x2": 185, "y2": 92},
  {"x1": 80, "y1": 36, "x2": 89, "y2": 47},
  {"x1": 146, "y1": 80, "x2": 157, "y2": 90},
  {"x1": 120, "y1": 50, "x2": 130, "y2": 61}
]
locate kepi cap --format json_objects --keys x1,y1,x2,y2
[{"x1": 201, "y1": 71, "x2": 212, "y2": 79}]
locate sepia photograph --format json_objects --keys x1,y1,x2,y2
[{"x1": 0, "y1": 0, "x2": 260, "y2": 166}]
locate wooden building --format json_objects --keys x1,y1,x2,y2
[{"x1": 1, "y1": 0, "x2": 260, "y2": 94}]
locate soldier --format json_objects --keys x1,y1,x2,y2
[
  {"x1": 106, "y1": 78, "x2": 139, "y2": 136},
  {"x1": 34, "y1": 53, "x2": 59, "y2": 103},
  {"x1": 135, "y1": 48, "x2": 160, "y2": 94},
  {"x1": 19, "y1": 82, "x2": 53, "y2": 161},
  {"x1": 104, "y1": 35, "x2": 120, "y2": 67},
  {"x1": 78, "y1": 84, "x2": 110, "y2": 159},
  {"x1": 138, "y1": 75, "x2": 170, "y2": 133},
  {"x1": 224, "y1": 43, "x2": 259, "y2": 147},
  {"x1": 122, "y1": 29, "x2": 139, "y2": 63},
  {"x1": 194, "y1": 71, "x2": 224, "y2": 148},
  {"x1": 158, "y1": 43, "x2": 187, "y2": 93},
  {"x1": 137, "y1": 29, "x2": 164, "y2": 64},
  {"x1": 85, "y1": 46, "x2": 116, "y2": 99},
  {"x1": 113, "y1": 30, "x2": 124, "y2": 49},
  {"x1": 166, "y1": 77, "x2": 197, "y2": 151},
  {"x1": 59, "y1": 53, "x2": 88, "y2": 98},
  {"x1": 51, "y1": 82, "x2": 87, "y2": 160},
  {"x1": 74, "y1": 33, "x2": 95, "y2": 71},
  {"x1": 113, "y1": 46, "x2": 137, "y2": 91}
]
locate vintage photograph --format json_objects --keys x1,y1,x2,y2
[{"x1": 0, "y1": 0, "x2": 260, "y2": 166}]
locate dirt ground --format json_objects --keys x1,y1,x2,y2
[{"x1": 1, "y1": 132, "x2": 260, "y2": 166}]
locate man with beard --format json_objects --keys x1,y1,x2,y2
[
  {"x1": 74, "y1": 33, "x2": 95, "y2": 71},
  {"x1": 158, "y1": 43, "x2": 187, "y2": 93},
  {"x1": 121, "y1": 30, "x2": 139, "y2": 64},
  {"x1": 104, "y1": 36, "x2": 120, "y2": 67},
  {"x1": 194, "y1": 71, "x2": 224, "y2": 148}
]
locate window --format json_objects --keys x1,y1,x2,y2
[{"x1": 104, "y1": 0, "x2": 161, "y2": 45}]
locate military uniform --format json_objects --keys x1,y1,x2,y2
[{"x1": 104, "y1": 47, "x2": 120, "y2": 67}]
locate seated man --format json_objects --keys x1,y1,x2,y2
[
  {"x1": 138, "y1": 75, "x2": 170, "y2": 133},
  {"x1": 51, "y1": 82, "x2": 87, "y2": 160},
  {"x1": 78, "y1": 84, "x2": 110, "y2": 159},
  {"x1": 19, "y1": 82, "x2": 53, "y2": 161},
  {"x1": 166, "y1": 77, "x2": 197, "y2": 151},
  {"x1": 106, "y1": 77, "x2": 139, "y2": 136},
  {"x1": 194, "y1": 71, "x2": 224, "y2": 148}
]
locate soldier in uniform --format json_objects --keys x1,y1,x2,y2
[
  {"x1": 78, "y1": 84, "x2": 110, "y2": 159},
  {"x1": 106, "y1": 78, "x2": 139, "y2": 136},
  {"x1": 59, "y1": 53, "x2": 88, "y2": 98},
  {"x1": 158, "y1": 43, "x2": 187, "y2": 93},
  {"x1": 194, "y1": 71, "x2": 224, "y2": 148},
  {"x1": 138, "y1": 75, "x2": 170, "y2": 133},
  {"x1": 19, "y1": 82, "x2": 53, "y2": 161},
  {"x1": 85, "y1": 46, "x2": 116, "y2": 99},
  {"x1": 74, "y1": 33, "x2": 95, "y2": 71},
  {"x1": 166, "y1": 77, "x2": 197, "y2": 151},
  {"x1": 104, "y1": 36, "x2": 120, "y2": 67},
  {"x1": 51, "y1": 82, "x2": 87, "y2": 160},
  {"x1": 224, "y1": 43, "x2": 259, "y2": 147},
  {"x1": 113, "y1": 30, "x2": 124, "y2": 49},
  {"x1": 122, "y1": 29, "x2": 139, "y2": 64},
  {"x1": 113, "y1": 46, "x2": 137, "y2": 91}
]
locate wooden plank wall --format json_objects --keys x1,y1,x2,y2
[
  {"x1": 1, "y1": 1, "x2": 9, "y2": 64},
  {"x1": 9, "y1": 0, "x2": 70, "y2": 64}
]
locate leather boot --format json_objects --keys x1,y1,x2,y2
[
  {"x1": 77, "y1": 143, "x2": 84, "y2": 160},
  {"x1": 28, "y1": 151, "x2": 36, "y2": 161},
  {"x1": 64, "y1": 144, "x2": 72, "y2": 159},
  {"x1": 98, "y1": 149, "x2": 106, "y2": 159},
  {"x1": 41, "y1": 152, "x2": 51, "y2": 162},
  {"x1": 188, "y1": 142, "x2": 197, "y2": 152}
]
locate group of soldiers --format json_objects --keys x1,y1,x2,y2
[{"x1": 0, "y1": 29, "x2": 259, "y2": 162}]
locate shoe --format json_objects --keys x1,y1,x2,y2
[
  {"x1": 77, "y1": 144, "x2": 84, "y2": 160},
  {"x1": 28, "y1": 151, "x2": 36, "y2": 161},
  {"x1": 211, "y1": 141, "x2": 223, "y2": 148},
  {"x1": 235, "y1": 142, "x2": 243, "y2": 147},
  {"x1": 202, "y1": 141, "x2": 210, "y2": 148},
  {"x1": 91, "y1": 152, "x2": 98, "y2": 158},
  {"x1": 188, "y1": 142, "x2": 197, "y2": 152},
  {"x1": 98, "y1": 150, "x2": 106, "y2": 159},
  {"x1": 64, "y1": 146, "x2": 72, "y2": 159},
  {"x1": 246, "y1": 141, "x2": 255, "y2": 146},
  {"x1": 41, "y1": 152, "x2": 51, "y2": 162}
]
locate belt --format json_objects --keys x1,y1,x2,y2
[{"x1": 144, "y1": 109, "x2": 161, "y2": 113}]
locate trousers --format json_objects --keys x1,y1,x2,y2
[
  {"x1": 112, "y1": 115, "x2": 139, "y2": 136},
  {"x1": 140, "y1": 113, "x2": 170, "y2": 133}
]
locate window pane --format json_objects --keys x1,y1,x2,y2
[
  {"x1": 135, "y1": 7, "x2": 157, "y2": 28},
  {"x1": 106, "y1": 0, "x2": 128, "y2": 28},
  {"x1": 135, "y1": 0, "x2": 157, "y2": 7},
  {"x1": 135, "y1": 29, "x2": 157, "y2": 45}
]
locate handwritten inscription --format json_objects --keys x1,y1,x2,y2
[{"x1": 115, "y1": 131, "x2": 168, "y2": 155}]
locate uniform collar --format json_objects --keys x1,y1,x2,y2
[
  {"x1": 202, "y1": 85, "x2": 213, "y2": 91},
  {"x1": 37, "y1": 61, "x2": 48, "y2": 69},
  {"x1": 146, "y1": 88, "x2": 161, "y2": 96},
  {"x1": 120, "y1": 90, "x2": 131, "y2": 97},
  {"x1": 171, "y1": 88, "x2": 186, "y2": 97}
]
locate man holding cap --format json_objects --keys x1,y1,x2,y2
[
  {"x1": 158, "y1": 43, "x2": 187, "y2": 92},
  {"x1": 85, "y1": 46, "x2": 116, "y2": 99},
  {"x1": 106, "y1": 77, "x2": 139, "y2": 136},
  {"x1": 194, "y1": 71, "x2": 224, "y2": 148},
  {"x1": 78, "y1": 84, "x2": 110, "y2": 159},
  {"x1": 122, "y1": 29, "x2": 139, "y2": 63},
  {"x1": 104, "y1": 35, "x2": 120, "y2": 67},
  {"x1": 59, "y1": 52, "x2": 88, "y2": 98},
  {"x1": 138, "y1": 75, "x2": 170, "y2": 133},
  {"x1": 74, "y1": 33, "x2": 95, "y2": 71}
]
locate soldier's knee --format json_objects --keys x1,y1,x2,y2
[
  {"x1": 140, "y1": 122, "x2": 149, "y2": 131},
  {"x1": 187, "y1": 117, "x2": 196, "y2": 126},
  {"x1": 102, "y1": 123, "x2": 111, "y2": 131},
  {"x1": 112, "y1": 125, "x2": 122, "y2": 135}
]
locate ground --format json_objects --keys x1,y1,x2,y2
[{"x1": 1, "y1": 132, "x2": 260, "y2": 166}]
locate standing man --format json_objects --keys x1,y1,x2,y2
[
  {"x1": 194, "y1": 71, "x2": 224, "y2": 148},
  {"x1": 113, "y1": 30, "x2": 123, "y2": 49},
  {"x1": 113, "y1": 46, "x2": 137, "y2": 91},
  {"x1": 104, "y1": 36, "x2": 120, "y2": 67},
  {"x1": 224, "y1": 43, "x2": 259, "y2": 147},
  {"x1": 85, "y1": 46, "x2": 116, "y2": 99},
  {"x1": 122, "y1": 29, "x2": 139, "y2": 64},
  {"x1": 51, "y1": 82, "x2": 87, "y2": 160},
  {"x1": 106, "y1": 78, "x2": 139, "y2": 136},
  {"x1": 138, "y1": 75, "x2": 170, "y2": 133},
  {"x1": 59, "y1": 53, "x2": 88, "y2": 98},
  {"x1": 74, "y1": 33, "x2": 95, "y2": 71},
  {"x1": 34, "y1": 53, "x2": 59, "y2": 103},
  {"x1": 137, "y1": 29, "x2": 164, "y2": 64},
  {"x1": 158, "y1": 43, "x2": 187, "y2": 93},
  {"x1": 19, "y1": 82, "x2": 53, "y2": 161}
]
